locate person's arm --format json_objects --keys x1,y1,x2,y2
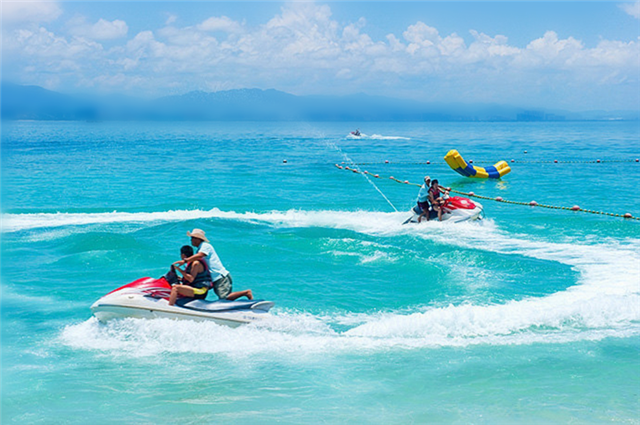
[
  {"x1": 439, "y1": 184, "x2": 451, "y2": 192},
  {"x1": 175, "y1": 261, "x2": 203, "y2": 283},
  {"x1": 177, "y1": 251, "x2": 206, "y2": 266}
]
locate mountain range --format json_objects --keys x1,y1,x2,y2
[{"x1": 2, "y1": 82, "x2": 638, "y2": 122}]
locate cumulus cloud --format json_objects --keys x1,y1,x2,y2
[
  {"x1": 3, "y1": 2, "x2": 639, "y2": 108},
  {"x1": 69, "y1": 18, "x2": 129, "y2": 40},
  {"x1": 11, "y1": 26, "x2": 102, "y2": 58},
  {"x1": 197, "y1": 16, "x2": 243, "y2": 33},
  {"x1": 2, "y1": 1, "x2": 62, "y2": 24},
  {"x1": 620, "y1": 1, "x2": 640, "y2": 19}
]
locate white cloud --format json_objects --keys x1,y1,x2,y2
[
  {"x1": 3, "y1": 2, "x2": 639, "y2": 108},
  {"x1": 403, "y1": 21, "x2": 439, "y2": 45},
  {"x1": 2, "y1": 1, "x2": 62, "y2": 24},
  {"x1": 620, "y1": 1, "x2": 640, "y2": 19},
  {"x1": 11, "y1": 26, "x2": 102, "y2": 58},
  {"x1": 165, "y1": 14, "x2": 177, "y2": 26},
  {"x1": 197, "y1": 16, "x2": 243, "y2": 33},
  {"x1": 69, "y1": 18, "x2": 128, "y2": 40}
]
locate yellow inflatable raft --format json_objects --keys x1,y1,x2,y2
[{"x1": 444, "y1": 150, "x2": 511, "y2": 179}]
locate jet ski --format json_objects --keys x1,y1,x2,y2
[
  {"x1": 91, "y1": 277, "x2": 275, "y2": 328},
  {"x1": 404, "y1": 196, "x2": 484, "y2": 224},
  {"x1": 350, "y1": 129, "x2": 361, "y2": 137}
]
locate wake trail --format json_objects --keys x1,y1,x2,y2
[{"x1": 32, "y1": 207, "x2": 640, "y2": 352}]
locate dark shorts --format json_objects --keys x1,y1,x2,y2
[
  {"x1": 417, "y1": 201, "x2": 430, "y2": 213},
  {"x1": 212, "y1": 274, "x2": 232, "y2": 299}
]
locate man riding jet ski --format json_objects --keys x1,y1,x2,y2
[
  {"x1": 91, "y1": 229, "x2": 274, "y2": 327},
  {"x1": 404, "y1": 196, "x2": 484, "y2": 224},
  {"x1": 404, "y1": 176, "x2": 483, "y2": 224},
  {"x1": 91, "y1": 276, "x2": 274, "y2": 327}
]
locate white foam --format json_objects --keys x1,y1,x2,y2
[
  {"x1": 9, "y1": 207, "x2": 638, "y2": 351},
  {"x1": 60, "y1": 311, "x2": 639, "y2": 358},
  {"x1": 345, "y1": 133, "x2": 410, "y2": 140},
  {"x1": 3, "y1": 209, "x2": 235, "y2": 232},
  {"x1": 370, "y1": 134, "x2": 410, "y2": 140}
]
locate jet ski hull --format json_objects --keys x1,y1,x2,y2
[
  {"x1": 91, "y1": 277, "x2": 274, "y2": 327},
  {"x1": 405, "y1": 196, "x2": 484, "y2": 224}
]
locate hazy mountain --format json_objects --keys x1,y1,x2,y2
[{"x1": 2, "y1": 82, "x2": 638, "y2": 121}]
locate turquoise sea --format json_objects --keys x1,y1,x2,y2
[{"x1": 2, "y1": 120, "x2": 639, "y2": 423}]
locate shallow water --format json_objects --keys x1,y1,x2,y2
[{"x1": 2, "y1": 121, "x2": 639, "y2": 423}]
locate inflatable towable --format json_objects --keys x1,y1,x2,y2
[{"x1": 445, "y1": 149, "x2": 511, "y2": 179}]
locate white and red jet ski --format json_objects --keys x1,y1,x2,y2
[
  {"x1": 91, "y1": 277, "x2": 274, "y2": 328},
  {"x1": 404, "y1": 196, "x2": 484, "y2": 224}
]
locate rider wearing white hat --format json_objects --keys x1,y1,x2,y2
[
  {"x1": 179, "y1": 228, "x2": 253, "y2": 301},
  {"x1": 186, "y1": 228, "x2": 209, "y2": 243}
]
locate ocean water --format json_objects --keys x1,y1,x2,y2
[{"x1": 2, "y1": 120, "x2": 639, "y2": 424}]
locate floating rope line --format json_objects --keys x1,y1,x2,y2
[
  {"x1": 326, "y1": 141, "x2": 398, "y2": 212},
  {"x1": 346, "y1": 158, "x2": 640, "y2": 166},
  {"x1": 334, "y1": 164, "x2": 639, "y2": 220}
]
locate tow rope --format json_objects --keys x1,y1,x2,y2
[{"x1": 335, "y1": 164, "x2": 639, "y2": 220}]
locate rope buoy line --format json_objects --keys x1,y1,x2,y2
[
  {"x1": 334, "y1": 164, "x2": 639, "y2": 220},
  {"x1": 346, "y1": 158, "x2": 640, "y2": 166}
]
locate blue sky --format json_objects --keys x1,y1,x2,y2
[{"x1": 3, "y1": 1, "x2": 640, "y2": 111}]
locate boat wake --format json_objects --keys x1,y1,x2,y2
[
  {"x1": 37, "y1": 207, "x2": 640, "y2": 355},
  {"x1": 346, "y1": 133, "x2": 410, "y2": 140}
]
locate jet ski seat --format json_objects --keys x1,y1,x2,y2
[{"x1": 175, "y1": 298, "x2": 275, "y2": 313}]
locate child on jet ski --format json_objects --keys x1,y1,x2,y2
[
  {"x1": 168, "y1": 245, "x2": 211, "y2": 305},
  {"x1": 428, "y1": 179, "x2": 451, "y2": 222}
]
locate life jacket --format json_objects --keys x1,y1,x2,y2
[
  {"x1": 429, "y1": 186, "x2": 441, "y2": 200},
  {"x1": 185, "y1": 258, "x2": 213, "y2": 289}
]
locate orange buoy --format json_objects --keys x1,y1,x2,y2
[
  {"x1": 374, "y1": 174, "x2": 379, "y2": 178},
  {"x1": 283, "y1": 159, "x2": 287, "y2": 163},
  {"x1": 624, "y1": 213, "x2": 633, "y2": 218},
  {"x1": 571, "y1": 205, "x2": 580, "y2": 211},
  {"x1": 554, "y1": 160, "x2": 558, "y2": 163},
  {"x1": 511, "y1": 159, "x2": 515, "y2": 163},
  {"x1": 404, "y1": 180, "x2": 409, "y2": 184},
  {"x1": 427, "y1": 161, "x2": 430, "y2": 164},
  {"x1": 469, "y1": 160, "x2": 473, "y2": 164},
  {"x1": 496, "y1": 197, "x2": 503, "y2": 201},
  {"x1": 530, "y1": 201, "x2": 538, "y2": 206},
  {"x1": 597, "y1": 159, "x2": 601, "y2": 163},
  {"x1": 389, "y1": 176, "x2": 394, "y2": 179},
  {"x1": 636, "y1": 159, "x2": 639, "y2": 162},
  {"x1": 468, "y1": 192, "x2": 475, "y2": 197},
  {"x1": 385, "y1": 160, "x2": 389, "y2": 163},
  {"x1": 345, "y1": 166, "x2": 351, "y2": 170},
  {"x1": 363, "y1": 171, "x2": 368, "y2": 174}
]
